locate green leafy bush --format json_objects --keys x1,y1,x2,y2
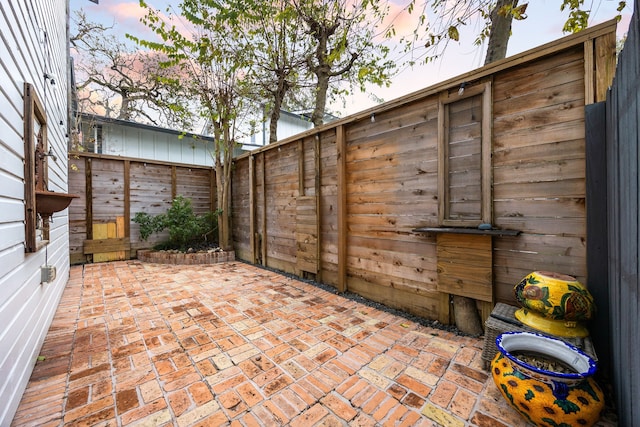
[{"x1": 133, "y1": 196, "x2": 220, "y2": 251}]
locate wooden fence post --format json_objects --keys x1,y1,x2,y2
[
  {"x1": 337, "y1": 125, "x2": 347, "y2": 293},
  {"x1": 315, "y1": 135, "x2": 322, "y2": 282},
  {"x1": 249, "y1": 155, "x2": 256, "y2": 264},
  {"x1": 124, "y1": 159, "x2": 130, "y2": 259},
  {"x1": 260, "y1": 152, "x2": 267, "y2": 266}
]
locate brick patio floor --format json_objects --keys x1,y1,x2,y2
[{"x1": 12, "y1": 261, "x2": 616, "y2": 426}]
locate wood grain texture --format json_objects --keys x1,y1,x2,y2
[
  {"x1": 296, "y1": 196, "x2": 318, "y2": 274},
  {"x1": 436, "y1": 234, "x2": 493, "y2": 302}
]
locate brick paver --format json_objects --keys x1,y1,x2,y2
[{"x1": 11, "y1": 261, "x2": 617, "y2": 426}]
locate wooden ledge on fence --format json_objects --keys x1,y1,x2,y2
[
  {"x1": 83, "y1": 238, "x2": 131, "y2": 254},
  {"x1": 412, "y1": 227, "x2": 521, "y2": 237},
  {"x1": 137, "y1": 249, "x2": 235, "y2": 265}
]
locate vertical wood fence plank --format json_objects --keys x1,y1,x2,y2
[
  {"x1": 595, "y1": 31, "x2": 617, "y2": 102},
  {"x1": 260, "y1": 151, "x2": 267, "y2": 266},
  {"x1": 85, "y1": 157, "x2": 93, "y2": 241},
  {"x1": 210, "y1": 169, "x2": 216, "y2": 211},
  {"x1": 171, "y1": 165, "x2": 177, "y2": 200},
  {"x1": 92, "y1": 223, "x2": 108, "y2": 262},
  {"x1": 336, "y1": 125, "x2": 347, "y2": 293},
  {"x1": 116, "y1": 216, "x2": 125, "y2": 260},
  {"x1": 606, "y1": 80, "x2": 622, "y2": 416},
  {"x1": 584, "y1": 39, "x2": 595, "y2": 105},
  {"x1": 124, "y1": 160, "x2": 131, "y2": 259},
  {"x1": 604, "y1": 4, "x2": 640, "y2": 422},
  {"x1": 315, "y1": 135, "x2": 322, "y2": 282},
  {"x1": 481, "y1": 80, "x2": 493, "y2": 223},
  {"x1": 585, "y1": 101, "x2": 609, "y2": 372},
  {"x1": 298, "y1": 140, "x2": 304, "y2": 197},
  {"x1": 249, "y1": 155, "x2": 256, "y2": 264}
]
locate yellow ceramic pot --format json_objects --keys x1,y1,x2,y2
[
  {"x1": 514, "y1": 271, "x2": 595, "y2": 338},
  {"x1": 491, "y1": 332, "x2": 604, "y2": 427}
]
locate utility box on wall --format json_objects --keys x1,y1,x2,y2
[{"x1": 40, "y1": 265, "x2": 56, "y2": 283}]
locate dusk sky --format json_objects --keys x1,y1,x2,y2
[{"x1": 71, "y1": 0, "x2": 632, "y2": 117}]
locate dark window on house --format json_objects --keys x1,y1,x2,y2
[
  {"x1": 24, "y1": 83, "x2": 48, "y2": 252},
  {"x1": 80, "y1": 122, "x2": 103, "y2": 153},
  {"x1": 90, "y1": 124, "x2": 103, "y2": 153}
]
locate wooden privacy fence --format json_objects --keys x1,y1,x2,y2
[
  {"x1": 66, "y1": 21, "x2": 619, "y2": 335},
  {"x1": 585, "y1": 2, "x2": 640, "y2": 424},
  {"x1": 68, "y1": 152, "x2": 215, "y2": 264},
  {"x1": 231, "y1": 21, "x2": 617, "y2": 326}
]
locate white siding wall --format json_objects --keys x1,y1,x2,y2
[
  {"x1": 277, "y1": 113, "x2": 313, "y2": 141},
  {"x1": 0, "y1": 1, "x2": 71, "y2": 424},
  {"x1": 102, "y1": 122, "x2": 215, "y2": 167}
]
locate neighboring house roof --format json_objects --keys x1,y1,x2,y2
[{"x1": 78, "y1": 113, "x2": 214, "y2": 143}]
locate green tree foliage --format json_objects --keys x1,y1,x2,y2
[
  {"x1": 293, "y1": 0, "x2": 396, "y2": 126},
  {"x1": 196, "y1": 0, "x2": 309, "y2": 144},
  {"x1": 128, "y1": 0, "x2": 401, "y2": 248},
  {"x1": 131, "y1": 0, "x2": 253, "y2": 250},
  {"x1": 402, "y1": 0, "x2": 627, "y2": 65}
]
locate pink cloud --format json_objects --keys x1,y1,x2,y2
[
  {"x1": 383, "y1": 1, "x2": 423, "y2": 39},
  {"x1": 105, "y1": 2, "x2": 148, "y2": 22},
  {"x1": 104, "y1": 1, "x2": 157, "y2": 39}
]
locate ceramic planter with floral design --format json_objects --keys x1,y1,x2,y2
[
  {"x1": 491, "y1": 331, "x2": 604, "y2": 427},
  {"x1": 514, "y1": 271, "x2": 595, "y2": 337}
]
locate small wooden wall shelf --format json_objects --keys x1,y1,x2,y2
[{"x1": 412, "y1": 227, "x2": 521, "y2": 237}]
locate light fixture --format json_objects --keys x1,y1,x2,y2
[
  {"x1": 458, "y1": 82, "x2": 467, "y2": 96},
  {"x1": 43, "y1": 73, "x2": 56, "y2": 85},
  {"x1": 370, "y1": 113, "x2": 375, "y2": 123}
]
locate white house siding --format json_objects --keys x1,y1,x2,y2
[
  {"x1": 0, "y1": 0, "x2": 71, "y2": 424},
  {"x1": 82, "y1": 116, "x2": 215, "y2": 167},
  {"x1": 239, "y1": 110, "x2": 314, "y2": 150},
  {"x1": 277, "y1": 113, "x2": 313, "y2": 141}
]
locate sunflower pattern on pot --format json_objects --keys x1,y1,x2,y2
[
  {"x1": 514, "y1": 271, "x2": 595, "y2": 321},
  {"x1": 491, "y1": 332, "x2": 604, "y2": 427}
]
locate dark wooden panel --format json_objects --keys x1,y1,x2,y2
[
  {"x1": 602, "y1": 4, "x2": 640, "y2": 424},
  {"x1": 585, "y1": 101, "x2": 610, "y2": 373}
]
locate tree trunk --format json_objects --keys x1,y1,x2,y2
[
  {"x1": 269, "y1": 75, "x2": 289, "y2": 144},
  {"x1": 117, "y1": 97, "x2": 129, "y2": 120},
  {"x1": 215, "y1": 146, "x2": 226, "y2": 249},
  {"x1": 268, "y1": 109, "x2": 280, "y2": 145},
  {"x1": 213, "y1": 122, "x2": 232, "y2": 251},
  {"x1": 269, "y1": 94, "x2": 284, "y2": 145},
  {"x1": 311, "y1": 70, "x2": 330, "y2": 127},
  {"x1": 484, "y1": 0, "x2": 519, "y2": 65},
  {"x1": 218, "y1": 124, "x2": 234, "y2": 251},
  {"x1": 453, "y1": 295, "x2": 484, "y2": 336}
]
